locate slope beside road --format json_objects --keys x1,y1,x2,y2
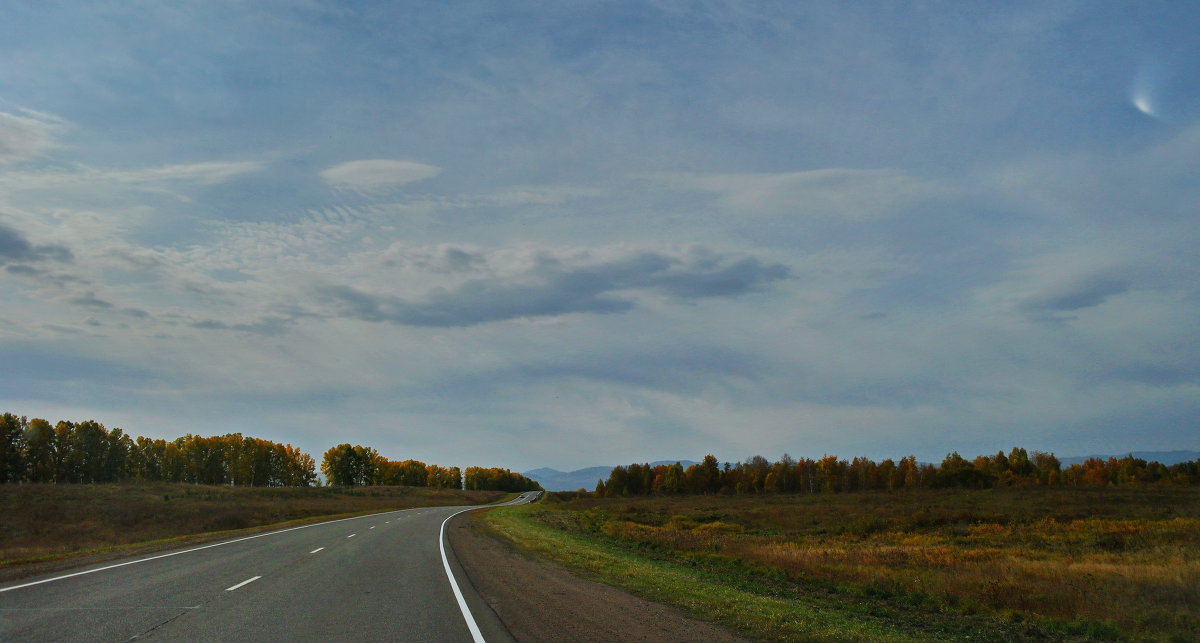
[
  {"x1": 0, "y1": 494, "x2": 539, "y2": 642},
  {"x1": 447, "y1": 513, "x2": 750, "y2": 642}
]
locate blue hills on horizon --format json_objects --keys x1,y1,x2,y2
[
  {"x1": 524, "y1": 460, "x2": 698, "y2": 492},
  {"x1": 524, "y1": 451, "x2": 1200, "y2": 492}
]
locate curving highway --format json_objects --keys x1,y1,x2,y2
[{"x1": 0, "y1": 492, "x2": 540, "y2": 642}]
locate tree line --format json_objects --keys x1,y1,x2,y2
[
  {"x1": 319, "y1": 443, "x2": 540, "y2": 491},
  {"x1": 320, "y1": 443, "x2": 462, "y2": 488},
  {"x1": 0, "y1": 413, "x2": 316, "y2": 486},
  {"x1": 463, "y1": 466, "x2": 542, "y2": 492},
  {"x1": 0, "y1": 413, "x2": 541, "y2": 491},
  {"x1": 596, "y1": 449, "x2": 1200, "y2": 497}
]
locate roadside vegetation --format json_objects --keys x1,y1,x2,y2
[
  {"x1": 0, "y1": 482, "x2": 507, "y2": 573},
  {"x1": 0, "y1": 412, "x2": 540, "y2": 492},
  {"x1": 321, "y1": 442, "x2": 540, "y2": 491},
  {"x1": 596, "y1": 450, "x2": 1200, "y2": 497},
  {"x1": 483, "y1": 486, "x2": 1199, "y2": 641}
]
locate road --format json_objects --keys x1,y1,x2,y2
[{"x1": 0, "y1": 492, "x2": 541, "y2": 642}]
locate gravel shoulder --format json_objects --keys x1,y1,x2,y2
[{"x1": 448, "y1": 511, "x2": 751, "y2": 643}]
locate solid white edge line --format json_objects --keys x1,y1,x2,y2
[
  {"x1": 435, "y1": 494, "x2": 532, "y2": 643},
  {"x1": 0, "y1": 508, "x2": 412, "y2": 594},
  {"x1": 439, "y1": 507, "x2": 487, "y2": 643},
  {"x1": 224, "y1": 575, "x2": 262, "y2": 592}
]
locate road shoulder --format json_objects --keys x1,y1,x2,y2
[{"x1": 447, "y1": 512, "x2": 751, "y2": 643}]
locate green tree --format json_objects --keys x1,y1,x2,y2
[
  {"x1": 23, "y1": 418, "x2": 57, "y2": 482},
  {"x1": 662, "y1": 462, "x2": 685, "y2": 494},
  {"x1": 0, "y1": 413, "x2": 26, "y2": 483},
  {"x1": 102, "y1": 428, "x2": 132, "y2": 482},
  {"x1": 52, "y1": 421, "x2": 75, "y2": 482},
  {"x1": 321, "y1": 443, "x2": 380, "y2": 486},
  {"x1": 933, "y1": 452, "x2": 994, "y2": 488}
]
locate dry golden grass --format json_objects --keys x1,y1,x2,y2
[
  {"x1": 0, "y1": 482, "x2": 505, "y2": 566},
  {"x1": 546, "y1": 487, "x2": 1200, "y2": 640}
]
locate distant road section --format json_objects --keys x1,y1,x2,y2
[{"x1": 0, "y1": 493, "x2": 540, "y2": 642}]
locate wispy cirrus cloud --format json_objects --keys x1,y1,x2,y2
[
  {"x1": 320, "y1": 159, "x2": 442, "y2": 191},
  {"x1": 0, "y1": 109, "x2": 62, "y2": 163},
  {"x1": 0, "y1": 160, "x2": 265, "y2": 193},
  {"x1": 657, "y1": 168, "x2": 952, "y2": 220}
]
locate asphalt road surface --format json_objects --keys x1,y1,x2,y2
[{"x1": 0, "y1": 492, "x2": 541, "y2": 642}]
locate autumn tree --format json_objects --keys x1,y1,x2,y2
[
  {"x1": 684, "y1": 455, "x2": 722, "y2": 494},
  {"x1": 426, "y1": 464, "x2": 461, "y2": 489},
  {"x1": 464, "y1": 466, "x2": 540, "y2": 492}
]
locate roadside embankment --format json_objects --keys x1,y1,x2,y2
[{"x1": 0, "y1": 482, "x2": 505, "y2": 580}]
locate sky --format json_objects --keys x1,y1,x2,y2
[{"x1": 1, "y1": 1, "x2": 1197, "y2": 472}]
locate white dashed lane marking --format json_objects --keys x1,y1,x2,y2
[{"x1": 225, "y1": 576, "x2": 261, "y2": 592}]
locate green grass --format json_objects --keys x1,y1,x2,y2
[{"x1": 481, "y1": 487, "x2": 1200, "y2": 642}]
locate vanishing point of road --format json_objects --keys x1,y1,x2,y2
[{"x1": 0, "y1": 492, "x2": 540, "y2": 642}]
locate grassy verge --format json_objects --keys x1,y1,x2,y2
[
  {"x1": 482, "y1": 504, "x2": 1056, "y2": 642},
  {"x1": 1, "y1": 482, "x2": 506, "y2": 575},
  {"x1": 481, "y1": 487, "x2": 1200, "y2": 642}
]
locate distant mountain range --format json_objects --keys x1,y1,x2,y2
[
  {"x1": 525, "y1": 451, "x2": 1199, "y2": 492},
  {"x1": 525, "y1": 460, "x2": 698, "y2": 491}
]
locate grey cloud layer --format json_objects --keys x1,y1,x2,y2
[
  {"x1": 1, "y1": 3, "x2": 1196, "y2": 471},
  {"x1": 1018, "y1": 274, "x2": 1132, "y2": 323},
  {"x1": 320, "y1": 249, "x2": 789, "y2": 327},
  {"x1": 0, "y1": 221, "x2": 73, "y2": 265}
]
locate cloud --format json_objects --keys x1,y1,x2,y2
[
  {"x1": 190, "y1": 315, "x2": 295, "y2": 336},
  {"x1": 68, "y1": 292, "x2": 115, "y2": 309},
  {"x1": 0, "y1": 109, "x2": 61, "y2": 163},
  {"x1": 0, "y1": 221, "x2": 73, "y2": 264},
  {"x1": 984, "y1": 121, "x2": 1200, "y2": 228},
  {"x1": 648, "y1": 255, "x2": 790, "y2": 298},
  {"x1": 661, "y1": 168, "x2": 951, "y2": 220},
  {"x1": 5, "y1": 264, "x2": 40, "y2": 277},
  {"x1": 319, "y1": 279, "x2": 634, "y2": 327},
  {"x1": 1018, "y1": 273, "x2": 1131, "y2": 322},
  {"x1": 0, "y1": 344, "x2": 170, "y2": 392},
  {"x1": 439, "y1": 247, "x2": 483, "y2": 272},
  {"x1": 1, "y1": 160, "x2": 265, "y2": 192},
  {"x1": 517, "y1": 345, "x2": 765, "y2": 396},
  {"x1": 320, "y1": 159, "x2": 442, "y2": 189},
  {"x1": 105, "y1": 161, "x2": 266, "y2": 186},
  {"x1": 0, "y1": 223, "x2": 34, "y2": 260},
  {"x1": 319, "y1": 247, "x2": 790, "y2": 327}
]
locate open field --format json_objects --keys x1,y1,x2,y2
[
  {"x1": 483, "y1": 487, "x2": 1200, "y2": 642},
  {"x1": 0, "y1": 482, "x2": 506, "y2": 572}
]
